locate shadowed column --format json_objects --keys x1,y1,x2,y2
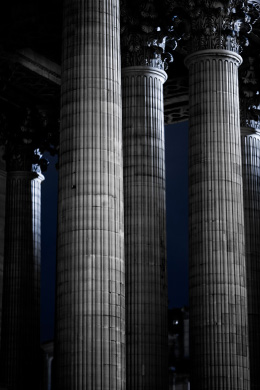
[
  {"x1": 0, "y1": 167, "x2": 43, "y2": 390},
  {"x1": 186, "y1": 49, "x2": 250, "y2": 390},
  {"x1": 0, "y1": 146, "x2": 6, "y2": 345},
  {"x1": 175, "y1": 2, "x2": 254, "y2": 388},
  {"x1": 122, "y1": 66, "x2": 168, "y2": 390},
  {"x1": 239, "y1": 52, "x2": 260, "y2": 390},
  {"x1": 0, "y1": 104, "x2": 52, "y2": 389},
  {"x1": 241, "y1": 126, "x2": 260, "y2": 390},
  {"x1": 55, "y1": 1, "x2": 125, "y2": 389},
  {"x1": 120, "y1": 3, "x2": 179, "y2": 388}
]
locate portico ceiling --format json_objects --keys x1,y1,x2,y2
[{"x1": 0, "y1": 0, "x2": 259, "y2": 125}]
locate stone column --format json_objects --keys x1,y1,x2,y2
[
  {"x1": 239, "y1": 52, "x2": 260, "y2": 390},
  {"x1": 240, "y1": 127, "x2": 260, "y2": 390},
  {"x1": 0, "y1": 164, "x2": 44, "y2": 390},
  {"x1": 120, "y1": 3, "x2": 177, "y2": 387},
  {"x1": 180, "y1": 3, "x2": 253, "y2": 388},
  {"x1": 122, "y1": 66, "x2": 168, "y2": 390},
  {"x1": 42, "y1": 341, "x2": 54, "y2": 390},
  {"x1": 55, "y1": 1, "x2": 125, "y2": 389},
  {"x1": 186, "y1": 48, "x2": 250, "y2": 389},
  {"x1": 0, "y1": 146, "x2": 6, "y2": 346}
]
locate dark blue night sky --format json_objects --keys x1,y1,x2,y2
[{"x1": 40, "y1": 121, "x2": 189, "y2": 342}]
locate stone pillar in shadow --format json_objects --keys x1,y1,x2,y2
[
  {"x1": 241, "y1": 126, "x2": 260, "y2": 390},
  {"x1": 0, "y1": 144, "x2": 6, "y2": 347},
  {"x1": 240, "y1": 54, "x2": 260, "y2": 390},
  {"x1": 120, "y1": 2, "x2": 177, "y2": 387},
  {"x1": 0, "y1": 137, "x2": 44, "y2": 389},
  {"x1": 122, "y1": 65, "x2": 168, "y2": 390},
  {"x1": 180, "y1": 2, "x2": 253, "y2": 389}
]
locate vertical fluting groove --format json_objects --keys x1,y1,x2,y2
[
  {"x1": 0, "y1": 171, "x2": 43, "y2": 390},
  {"x1": 55, "y1": 1, "x2": 125, "y2": 389},
  {"x1": 122, "y1": 67, "x2": 168, "y2": 390},
  {"x1": 185, "y1": 50, "x2": 250, "y2": 390},
  {"x1": 241, "y1": 132, "x2": 260, "y2": 390},
  {"x1": 0, "y1": 155, "x2": 6, "y2": 345}
]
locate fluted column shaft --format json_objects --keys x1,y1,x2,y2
[
  {"x1": 55, "y1": 1, "x2": 125, "y2": 389},
  {"x1": 0, "y1": 147, "x2": 6, "y2": 345},
  {"x1": 0, "y1": 170, "x2": 43, "y2": 390},
  {"x1": 186, "y1": 50, "x2": 250, "y2": 390},
  {"x1": 122, "y1": 67, "x2": 168, "y2": 390},
  {"x1": 241, "y1": 129, "x2": 260, "y2": 390}
]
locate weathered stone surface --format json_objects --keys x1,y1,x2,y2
[
  {"x1": 0, "y1": 170, "x2": 43, "y2": 390},
  {"x1": 122, "y1": 66, "x2": 168, "y2": 390},
  {"x1": 55, "y1": 1, "x2": 125, "y2": 389},
  {"x1": 241, "y1": 127, "x2": 260, "y2": 390},
  {"x1": 0, "y1": 95, "x2": 53, "y2": 390},
  {"x1": 186, "y1": 49, "x2": 250, "y2": 390},
  {"x1": 239, "y1": 40, "x2": 260, "y2": 390}
]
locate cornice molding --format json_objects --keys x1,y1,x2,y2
[{"x1": 16, "y1": 49, "x2": 61, "y2": 85}]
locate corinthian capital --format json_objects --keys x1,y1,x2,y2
[
  {"x1": 174, "y1": 0, "x2": 254, "y2": 53},
  {"x1": 0, "y1": 106, "x2": 59, "y2": 172},
  {"x1": 120, "y1": 0, "x2": 178, "y2": 69},
  {"x1": 240, "y1": 54, "x2": 260, "y2": 129}
]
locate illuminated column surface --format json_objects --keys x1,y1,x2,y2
[
  {"x1": 186, "y1": 48, "x2": 250, "y2": 390},
  {"x1": 55, "y1": 1, "x2": 125, "y2": 389},
  {"x1": 241, "y1": 127, "x2": 260, "y2": 390},
  {"x1": 0, "y1": 162, "x2": 43, "y2": 390},
  {"x1": 122, "y1": 66, "x2": 168, "y2": 390}
]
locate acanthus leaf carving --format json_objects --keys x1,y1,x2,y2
[
  {"x1": 120, "y1": 0, "x2": 179, "y2": 69},
  {"x1": 0, "y1": 105, "x2": 59, "y2": 172},
  {"x1": 173, "y1": 0, "x2": 256, "y2": 53},
  {"x1": 239, "y1": 55, "x2": 260, "y2": 128}
]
